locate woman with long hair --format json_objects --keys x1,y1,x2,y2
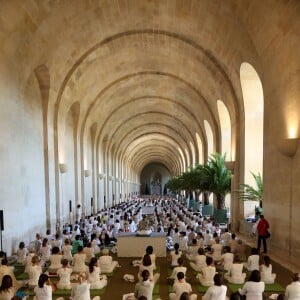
[
  {"x1": 0, "y1": 275, "x2": 15, "y2": 300},
  {"x1": 88, "y1": 257, "x2": 107, "y2": 289},
  {"x1": 34, "y1": 273, "x2": 56, "y2": 300},
  {"x1": 238, "y1": 270, "x2": 265, "y2": 300}
]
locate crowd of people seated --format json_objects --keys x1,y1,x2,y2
[{"x1": 0, "y1": 196, "x2": 298, "y2": 300}]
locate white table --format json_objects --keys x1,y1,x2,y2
[{"x1": 117, "y1": 233, "x2": 166, "y2": 257}]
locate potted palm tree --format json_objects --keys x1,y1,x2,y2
[
  {"x1": 202, "y1": 153, "x2": 231, "y2": 223},
  {"x1": 237, "y1": 172, "x2": 263, "y2": 216}
]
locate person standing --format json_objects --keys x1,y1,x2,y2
[{"x1": 257, "y1": 215, "x2": 269, "y2": 254}]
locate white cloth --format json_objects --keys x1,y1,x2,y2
[
  {"x1": 211, "y1": 244, "x2": 223, "y2": 261},
  {"x1": 27, "y1": 264, "x2": 42, "y2": 286},
  {"x1": 57, "y1": 267, "x2": 73, "y2": 289},
  {"x1": 62, "y1": 244, "x2": 73, "y2": 262},
  {"x1": 239, "y1": 281, "x2": 265, "y2": 300},
  {"x1": 169, "y1": 281, "x2": 197, "y2": 300},
  {"x1": 48, "y1": 254, "x2": 63, "y2": 271},
  {"x1": 221, "y1": 252, "x2": 234, "y2": 271},
  {"x1": 190, "y1": 255, "x2": 207, "y2": 272},
  {"x1": 202, "y1": 285, "x2": 227, "y2": 300},
  {"x1": 34, "y1": 285, "x2": 52, "y2": 300},
  {"x1": 72, "y1": 253, "x2": 88, "y2": 273},
  {"x1": 88, "y1": 266, "x2": 107, "y2": 289},
  {"x1": 170, "y1": 251, "x2": 182, "y2": 267},
  {"x1": 98, "y1": 255, "x2": 118, "y2": 273},
  {"x1": 72, "y1": 282, "x2": 91, "y2": 300},
  {"x1": 224, "y1": 263, "x2": 246, "y2": 284},
  {"x1": 260, "y1": 264, "x2": 276, "y2": 284},
  {"x1": 197, "y1": 266, "x2": 216, "y2": 287},
  {"x1": 244, "y1": 255, "x2": 260, "y2": 271},
  {"x1": 285, "y1": 281, "x2": 300, "y2": 300},
  {"x1": 134, "y1": 279, "x2": 154, "y2": 300}
]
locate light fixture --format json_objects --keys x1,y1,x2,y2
[
  {"x1": 277, "y1": 138, "x2": 299, "y2": 157},
  {"x1": 84, "y1": 169, "x2": 91, "y2": 177},
  {"x1": 59, "y1": 163, "x2": 68, "y2": 174}
]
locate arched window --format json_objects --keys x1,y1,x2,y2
[
  {"x1": 240, "y1": 62, "x2": 264, "y2": 217},
  {"x1": 178, "y1": 147, "x2": 186, "y2": 172},
  {"x1": 217, "y1": 100, "x2": 232, "y2": 160}
]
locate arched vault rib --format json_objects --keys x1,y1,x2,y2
[
  {"x1": 88, "y1": 72, "x2": 218, "y2": 158},
  {"x1": 123, "y1": 138, "x2": 183, "y2": 166},
  {"x1": 134, "y1": 155, "x2": 177, "y2": 176},
  {"x1": 126, "y1": 144, "x2": 182, "y2": 175},
  {"x1": 120, "y1": 132, "x2": 185, "y2": 169},
  {"x1": 112, "y1": 112, "x2": 187, "y2": 168},
  {"x1": 107, "y1": 112, "x2": 196, "y2": 165},
  {"x1": 112, "y1": 123, "x2": 192, "y2": 162},
  {"x1": 101, "y1": 95, "x2": 203, "y2": 162}
]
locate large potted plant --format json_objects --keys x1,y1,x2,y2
[
  {"x1": 202, "y1": 153, "x2": 231, "y2": 222},
  {"x1": 237, "y1": 172, "x2": 263, "y2": 217}
]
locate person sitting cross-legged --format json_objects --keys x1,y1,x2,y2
[
  {"x1": 259, "y1": 255, "x2": 276, "y2": 284},
  {"x1": 224, "y1": 255, "x2": 246, "y2": 284},
  {"x1": 88, "y1": 257, "x2": 107, "y2": 289},
  {"x1": 169, "y1": 272, "x2": 197, "y2": 300},
  {"x1": 56, "y1": 259, "x2": 73, "y2": 289},
  {"x1": 134, "y1": 270, "x2": 155, "y2": 300},
  {"x1": 197, "y1": 256, "x2": 216, "y2": 287},
  {"x1": 190, "y1": 248, "x2": 207, "y2": 273},
  {"x1": 202, "y1": 273, "x2": 228, "y2": 300},
  {"x1": 98, "y1": 248, "x2": 118, "y2": 274}
]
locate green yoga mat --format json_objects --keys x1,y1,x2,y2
[
  {"x1": 227, "y1": 282, "x2": 285, "y2": 293},
  {"x1": 196, "y1": 283, "x2": 209, "y2": 293},
  {"x1": 15, "y1": 273, "x2": 29, "y2": 280}
]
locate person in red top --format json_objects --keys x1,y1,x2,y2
[{"x1": 257, "y1": 215, "x2": 269, "y2": 253}]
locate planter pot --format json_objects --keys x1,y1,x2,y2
[
  {"x1": 213, "y1": 208, "x2": 228, "y2": 224},
  {"x1": 202, "y1": 204, "x2": 213, "y2": 216}
]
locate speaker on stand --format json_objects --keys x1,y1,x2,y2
[{"x1": 0, "y1": 210, "x2": 4, "y2": 251}]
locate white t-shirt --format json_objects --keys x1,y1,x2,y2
[
  {"x1": 203, "y1": 285, "x2": 227, "y2": 300},
  {"x1": 72, "y1": 282, "x2": 91, "y2": 300},
  {"x1": 34, "y1": 285, "x2": 52, "y2": 300}
]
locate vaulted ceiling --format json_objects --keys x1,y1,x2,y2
[{"x1": 1, "y1": 0, "x2": 297, "y2": 176}]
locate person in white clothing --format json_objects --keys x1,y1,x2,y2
[
  {"x1": 210, "y1": 237, "x2": 223, "y2": 262},
  {"x1": 259, "y1": 255, "x2": 276, "y2": 284},
  {"x1": 244, "y1": 248, "x2": 260, "y2": 272},
  {"x1": 62, "y1": 238, "x2": 73, "y2": 263},
  {"x1": 224, "y1": 256, "x2": 246, "y2": 284},
  {"x1": 71, "y1": 272, "x2": 91, "y2": 300},
  {"x1": 88, "y1": 257, "x2": 107, "y2": 289},
  {"x1": 220, "y1": 246, "x2": 234, "y2": 272},
  {"x1": 98, "y1": 248, "x2": 118, "y2": 274},
  {"x1": 48, "y1": 246, "x2": 63, "y2": 273},
  {"x1": 238, "y1": 270, "x2": 265, "y2": 300},
  {"x1": 168, "y1": 257, "x2": 187, "y2": 283},
  {"x1": 185, "y1": 239, "x2": 199, "y2": 261},
  {"x1": 40, "y1": 238, "x2": 51, "y2": 267},
  {"x1": 16, "y1": 242, "x2": 27, "y2": 265},
  {"x1": 27, "y1": 255, "x2": 42, "y2": 287},
  {"x1": 202, "y1": 273, "x2": 227, "y2": 300},
  {"x1": 72, "y1": 246, "x2": 88, "y2": 273},
  {"x1": 169, "y1": 272, "x2": 197, "y2": 300},
  {"x1": 197, "y1": 256, "x2": 216, "y2": 287},
  {"x1": 56, "y1": 259, "x2": 73, "y2": 289},
  {"x1": 34, "y1": 273, "x2": 56, "y2": 300},
  {"x1": 168, "y1": 243, "x2": 182, "y2": 267},
  {"x1": 138, "y1": 254, "x2": 159, "y2": 284},
  {"x1": 285, "y1": 273, "x2": 300, "y2": 300},
  {"x1": 134, "y1": 269, "x2": 155, "y2": 300},
  {"x1": 190, "y1": 248, "x2": 207, "y2": 272}
]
